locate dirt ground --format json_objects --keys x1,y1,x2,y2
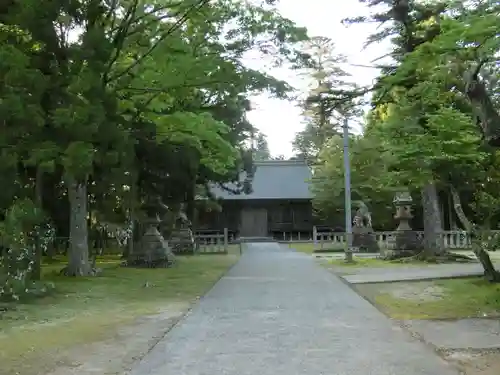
[
  {"x1": 7, "y1": 274, "x2": 498, "y2": 375},
  {"x1": 42, "y1": 284, "x2": 499, "y2": 375},
  {"x1": 27, "y1": 302, "x2": 189, "y2": 375},
  {"x1": 1, "y1": 253, "x2": 240, "y2": 375},
  {"x1": 442, "y1": 350, "x2": 500, "y2": 375},
  {"x1": 354, "y1": 281, "x2": 500, "y2": 375}
]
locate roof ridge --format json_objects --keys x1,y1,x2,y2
[
  {"x1": 253, "y1": 159, "x2": 307, "y2": 166},
  {"x1": 209, "y1": 160, "x2": 312, "y2": 200}
]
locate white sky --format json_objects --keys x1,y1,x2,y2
[{"x1": 244, "y1": 0, "x2": 391, "y2": 157}]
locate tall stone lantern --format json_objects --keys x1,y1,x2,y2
[
  {"x1": 393, "y1": 191, "x2": 413, "y2": 231},
  {"x1": 388, "y1": 191, "x2": 422, "y2": 257},
  {"x1": 126, "y1": 198, "x2": 175, "y2": 267}
]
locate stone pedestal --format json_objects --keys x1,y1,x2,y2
[
  {"x1": 126, "y1": 219, "x2": 175, "y2": 267},
  {"x1": 167, "y1": 206, "x2": 195, "y2": 254},
  {"x1": 170, "y1": 227, "x2": 195, "y2": 254},
  {"x1": 352, "y1": 216, "x2": 380, "y2": 253},
  {"x1": 387, "y1": 192, "x2": 423, "y2": 257},
  {"x1": 394, "y1": 230, "x2": 421, "y2": 252}
]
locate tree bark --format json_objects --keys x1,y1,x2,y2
[
  {"x1": 450, "y1": 186, "x2": 500, "y2": 281},
  {"x1": 66, "y1": 176, "x2": 93, "y2": 276},
  {"x1": 31, "y1": 166, "x2": 44, "y2": 280},
  {"x1": 447, "y1": 192, "x2": 458, "y2": 229},
  {"x1": 123, "y1": 172, "x2": 137, "y2": 259},
  {"x1": 421, "y1": 182, "x2": 444, "y2": 255}
]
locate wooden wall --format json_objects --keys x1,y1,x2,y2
[
  {"x1": 195, "y1": 199, "x2": 316, "y2": 236},
  {"x1": 267, "y1": 200, "x2": 313, "y2": 232}
]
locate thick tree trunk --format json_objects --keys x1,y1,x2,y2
[
  {"x1": 66, "y1": 176, "x2": 93, "y2": 276},
  {"x1": 421, "y1": 182, "x2": 444, "y2": 255},
  {"x1": 450, "y1": 186, "x2": 500, "y2": 282}
]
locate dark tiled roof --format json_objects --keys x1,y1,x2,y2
[{"x1": 210, "y1": 160, "x2": 312, "y2": 200}]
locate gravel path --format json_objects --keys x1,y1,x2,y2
[{"x1": 128, "y1": 243, "x2": 458, "y2": 375}]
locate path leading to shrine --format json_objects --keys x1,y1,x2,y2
[{"x1": 128, "y1": 242, "x2": 459, "y2": 375}]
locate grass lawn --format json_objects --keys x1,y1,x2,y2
[
  {"x1": 327, "y1": 257, "x2": 422, "y2": 268},
  {"x1": 358, "y1": 277, "x2": 500, "y2": 320},
  {"x1": 0, "y1": 251, "x2": 239, "y2": 374},
  {"x1": 328, "y1": 251, "x2": 500, "y2": 268}
]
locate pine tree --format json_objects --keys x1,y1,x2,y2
[
  {"x1": 293, "y1": 37, "x2": 355, "y2": 160},
  {"x1": 254, "y1": 132, "x2": 271, "y2": 161}
]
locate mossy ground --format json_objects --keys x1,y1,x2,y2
[{"x1": 0, "y1": 249, "x2": 239, "y2": 375}]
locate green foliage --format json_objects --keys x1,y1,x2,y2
[
  {"x1": 367, "y1": 83, "x2": 487, "y2": 188},
  {"x1": 0, "y1": 0, "x2": 311, "y2": 283},
  {"x1": 293, "y1": 36, "x2": 359, "y2": 160},
  {"x1": 311, "y1": 133, "x2": 394, "y2": 227},
  {"x1": 310, "y1": 0, "x2": 500, "y2": 234},
  {"x1": 253, "y1": 132, "x2": 271, "y2": 161},
  {"x1": 0, "y1": 199, "x2": 53, "y2": 302},
  {"x1": 153, "y1": 111, "x2": 237, "y2": 174},
  {"x1": 361, "y1": 1, "x2": 500, "y2": 221}
]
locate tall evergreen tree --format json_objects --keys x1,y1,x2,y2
[
  {"x1": 293, "y1": 36, "x2": 355, "y2": 160},
  {"x1": 253, "y1": 132, "x2": 271, "y2": 161}
]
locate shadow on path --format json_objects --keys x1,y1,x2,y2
[{"x1": 128, "y1": 242, "x2": 459, "y2": 375}]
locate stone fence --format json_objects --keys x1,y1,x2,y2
[
  {"x1": 311, "y1": 229, "x2": 500, "y2": 251},
  {"x1": 0, "y1": 229, "x2": 234, "y2": 256},
  {"x1": 194, "y1": 229, "x2": 232, "y2": 253}
]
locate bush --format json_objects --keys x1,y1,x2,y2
[{"x1": 0, "y1": 199, "x2": 53, "y2": 302}]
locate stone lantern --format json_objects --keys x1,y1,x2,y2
[
  {"x1": 387, "y1": 191, "x2": 422, "y2": 257},
  {"x1": 126, "y1": 198, "x2": 175, "y2": 267},
  {"x1": 393, "y1": 191, "x2": 413, "y2": 231}
]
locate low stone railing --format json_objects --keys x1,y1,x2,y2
[
  {"x1": 276, "y1": 232, "x2": 314, "y2": 242},
  {"x1": 194, "y1": 228, "x2": 230, "y2": 253},
  {"x1": 311, "y1": 229, "x2": 500, "y2": 251}
]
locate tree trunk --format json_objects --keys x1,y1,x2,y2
[
  {"x1": 447, "y1": 192, "x2": 458, "y2": 229},
  {"x1": 421, "y1": 182, "x2": 444, "y2": 255},
  {"x1": 450, "y1": 186, "x2": 500, "y2": 282},
  {"x1": 66, "y1": 176, "x2": 93, "y2": 276},
  {"x1": 123, "y1": 174, "x2": 137, "y2": 259},
  {"x1": 31, "y1": 166, "x2": 44, "y2": 280}
]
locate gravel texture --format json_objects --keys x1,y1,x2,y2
[{"x1": 128, "y1": 243, "x2": 458, "y2": 375}]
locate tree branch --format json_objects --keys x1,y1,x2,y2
[{"x1": 107, "y1": 0, "x2": 210, "y2": 84}]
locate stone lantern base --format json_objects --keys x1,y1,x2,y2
[
  {"x1": 352, "y1": 227, "x2": 380, "y2": 253},
  {"x1": 395, "y1": 230, "x2": 423, "y2": 252},
  {"x1": 125, "y1": 224, "x2": 176, "y2": 268}
]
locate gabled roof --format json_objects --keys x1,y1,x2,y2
[{"x1": 210, "y1": 160, "x2": 312, "y2": 200}]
